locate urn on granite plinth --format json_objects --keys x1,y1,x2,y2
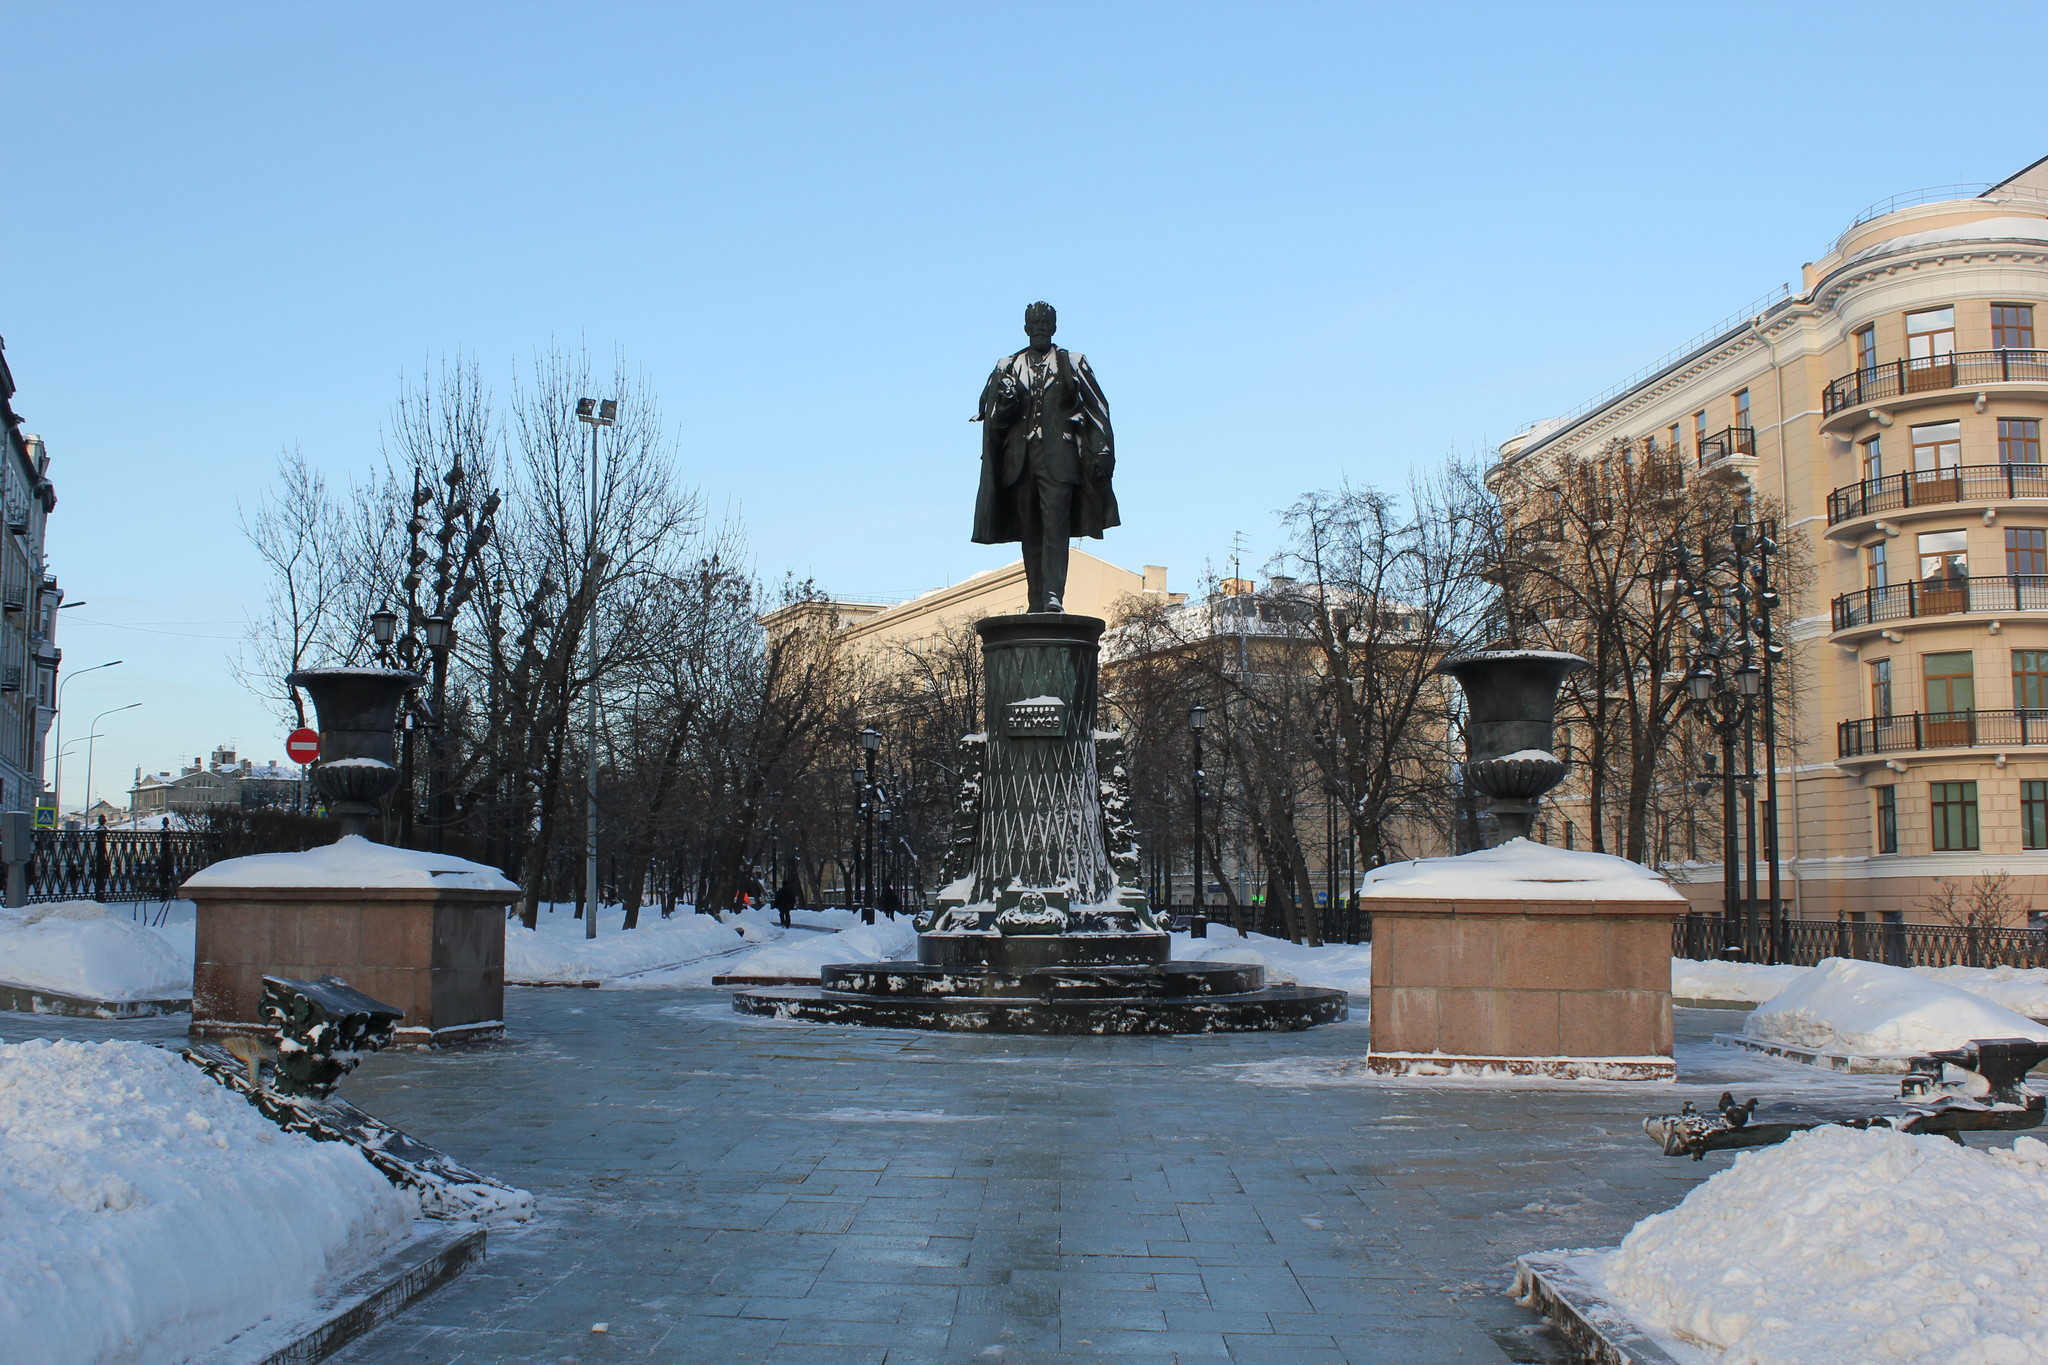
[{"x1": 287, "y1": 666, "x2": 423, "y2": 837}]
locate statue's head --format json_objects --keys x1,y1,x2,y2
[{"x1": 1024, "y1": 301, "x2": 1056, "y2": 351}]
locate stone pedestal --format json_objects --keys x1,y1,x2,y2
[
  {"x1": 1360, "y1": 841, "x2": 1683, "y2": 1080},
  {"x1": 184, "y1": 837, "x2": 517, "y2": 1047}
]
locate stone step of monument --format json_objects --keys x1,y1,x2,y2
[
  {"x1": 730, "y1": 983, "x2": 1348, "y2": 1035},
  {"x1": 820, "y1": 960, "x2": 1266, "y2": 1000},
  {"x1": 917, "y1": 931, "x2": 1170, "y2": 970}
]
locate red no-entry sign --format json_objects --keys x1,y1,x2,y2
[{"x1": 286, "y1": 728, "x2": 321, "y2": 764}]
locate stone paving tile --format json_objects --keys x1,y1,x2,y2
[{"x1": 7, "y1": 997, "x2": 1933, "y2": 1363}]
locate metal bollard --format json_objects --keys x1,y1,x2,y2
[{"x1": 1, "y1": 810, "x2": 30, "y2": 909}]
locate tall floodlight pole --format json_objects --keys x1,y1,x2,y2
[
  {"x1": 82, "y1": 701, "x2": 142, "y2": 814},
  {"x1": 576, "y1": 397, "x2": 618, "y2": 939},
  {"x1": 51, "y1": 659, "x2": 121, "y2": 813},
  {"x1": 1189, "y1": 704, "x2": 1208, "y2": 939}
]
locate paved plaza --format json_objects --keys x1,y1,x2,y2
[{"x1": 14, "y1": 991, "x2": 1917, "y2": 1364}]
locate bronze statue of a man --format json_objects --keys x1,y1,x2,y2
[{"x1": 972, "y1": 302, "x2": 1119, "y2": 614}]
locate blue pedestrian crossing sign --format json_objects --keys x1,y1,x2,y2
[{"x1": 32, "y1": 805, "x2": 55, "y2": 830}]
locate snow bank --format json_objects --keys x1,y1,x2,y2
[
  {"x1": 506, "y1": 908, "x2": 760, "y2": 984},
  {"x1": 712, "y1": 918, "x2": 918, "y2": 982},
  {"x1": 1743, "y1": 957, "x2": 2048, "y2": 1057},
  {"x1": 0, "y1": 901, "x2": 190, "y2": 1001},
  {"x1": 1673, "y1": 957, "x2": 1807, "y2": 1003},
  {"x1": 1169, "y1": 927, "x2": 1370, "y2": 995},
  {"x1": 1359, "y1": 838, "x2": 1683, "y2": 902},
  {"x1": 183, "y1": 835, "x2": 516, "y2": 893},
  {"x1": 1916, "y1": 964, "x2": 2048, "y2": 1019},
  {"x1": 1603, "y1": 1124, "x2": 2048, "y2": 1364},
  {"x1": 0, "y1": 1038, "x2": 412, "y2": 1365}
]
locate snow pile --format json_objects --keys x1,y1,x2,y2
[
  {"x1": 184, "y1": 835, "x2": 517, "y2": 893},
  {"x1": 1170, "y1": 926, "x2": 1371, "y2": 996},
  {"x1": 709, "y1": 917, "x2": 919, "y2": 982},
  {"x1": 1916, "y1": 965, "x2": 2048, "y2": 1019},
  {"x1": 1673, "y1": 957, "x2": 1806, "y2": 1003},
  {"x1": 506, "y1": 908, "x2": 761, "y2": 984},
  {"x1": 1743, "y1": 957, "x2": 2048, "y2": 1057},
  {"x1": 1603, "y1": 1124, "x2": 2048, "y2": 1364},
  {"x1": 0, "y1": 901, "x2": 190, "y2": 1001},
  {"x1": 0, "y1": 1038, "x2": 411, "y2": 1365},
  {"x1": 1359, "y1": 838, "x2": 1683, "y2": 902}
]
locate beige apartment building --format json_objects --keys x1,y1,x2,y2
[{"x1": 1499, "y1": 156, "x2": 2048, "y2": 924}]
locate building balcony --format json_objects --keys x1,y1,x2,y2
[
  {"x1": 1832, "y1": 574, "x2": 2048, "y2": 634},
  {"x1": 1826, "y1": 463, "x2": 2048, "y2": 530},
  {"x1": 1823, "y1": 349, "x2": 2048, "y2": 421},
  {"x1": 1839, "y1": 708, "x2": 2048, "y2": 759},
  {"x1": 1695, "y1": 426, "x2": 1756, "y2": 475}
]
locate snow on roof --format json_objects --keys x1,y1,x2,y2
[
  {"x1": 183, "y1": 835, "x2": 517, "y2": 893},
  {"x1": 1359, "y1": 838, "x2": 1684, "y2": 902},
  {"x1": 1847, "y1": 213, "x2": 2048, "y2": 265}
]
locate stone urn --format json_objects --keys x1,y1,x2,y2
[
  {"x1": 1439, "y1": 650, "x2": 1587, "y2": 843},
  {"x1": 288, "y1": 667, "x2": 422, "y2": 837}
]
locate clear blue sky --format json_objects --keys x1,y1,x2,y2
[{"x1": 4, "y1": 0, "x2": 2044, "y2": 806}]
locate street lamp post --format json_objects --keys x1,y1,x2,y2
[
  {"x1": 422, "y1": 614, "x2": 454, "y2": 854},
  {"x1": 51, "y1": 659, "x2": 121, "y2": 814},
  {"x1": 859, "y1": 728, "x2": 880, "y2": 926},
  {"x1": 82, "y1": 702, "x2": 142, "y2": 816},
  {"x1": 576, "y1": 397, "x2": 618, "y2": 940},
  {"x1": 1189, "y1": 704, "x2": 1208, "y2": 939}
]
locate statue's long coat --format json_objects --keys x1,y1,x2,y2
[{"x1": 972, "y1": 346, "x2": 1120, "y2": 545}]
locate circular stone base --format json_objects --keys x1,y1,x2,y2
[
  {"x1": 732, "y1": 971, "x2": 1348, "y2": 1035},
  {"x1": 918, "y1": 931, "x2": 1169, "y2": 970}
]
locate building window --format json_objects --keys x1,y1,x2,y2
[
  {"x1": 1861, "y1": 435, "x2": 1883, "y2": 483},
  {"x1": 1875, "y1": 785, "x2": 1899, "y2": 854},
  {"x1": 1923, "y1": 651, "x2": 1975, "y2": 712},
  {"x1": 1906, "y1": 306, "x2": 1957, "y2": 361},
  {"x1": 2016, "y1": 650, "x2": 2048, "y2": 710},
  {"x1": 1918, "y1": 529, "x2": 1969, "y2": 582},
  {"x1": 2008, "y1": 528, "x2": 2047, "y2": 578},
  {"x1": 1930, "y1": 781, "x2": 1980, "y2": 852},
  {"x1": 1734, "y1": 389, "x2": 1751, "y2": 429},
  {"x1": 1993, "y1": 303, "x2": 2035, "y2": 350},
  {"x1": 1855, "y1": 324, "x2": 1878, "y2": 374},
  {"x1": 1911, "y1": 420, "x2": 1963, "y2": 474},
  {"x1": 1667, "y1": 423, "x2": 1681, "y2": 454},
  {"x1": 1999, "y1": 418, "x2": 2041, "y2": 466},
  {"x1": 1870, "y1": 658, "x2": 1893, "y2": 717},
  {"x1": 1867, "y1": 540, "x2": 1888, "y2": 589},
  {"x1": 2026, "y1": 781, "x2": 2048, "y2": 850}
]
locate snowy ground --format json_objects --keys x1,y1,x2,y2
[
  {"x1": 1676, "y1": 956, "x2": 2048, "y2": 1017},
  {"x1": 1169, "y1": 926, "x2": 1374, "y2": 996},
  {"x1": 1601, "y1": 1124, "x2": 2048, "y2": 1364},
  {"x1": 0, "y1": 1036, "x2": 413, "y2": 1365},
  {"x1": 504, "y1": 904, "x2": 870, "y2": 986},
  {"x1": 0, "y1": 900, "x2": 192, "y2": 1001}
]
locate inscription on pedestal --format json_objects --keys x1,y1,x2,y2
[{"x1": 1004, "y1": 697, "x2": 1066, "y2": 737}]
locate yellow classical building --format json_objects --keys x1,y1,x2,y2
[
  {"x1": 763, "y1": 548, "x2": 1181, "y2": 656},
  {"x1": 1500, "y1": 156, "x2": 2048, "y2": 924}
]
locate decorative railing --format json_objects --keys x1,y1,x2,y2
[
  {"x1": 26, "y1": 821, "x2": 333, "y2": 904},
  {"x1": 1696, "y1": 426, "x2": 1755, "y2": 465},
  {"x1": 1832, "y1": 573, "x2": 2048, "y2": 629},
  {"x1": 1827, "y1": 462, "x2": 2048, "y2": 523},
  {"x1": 1676, "y1": 911, "x2": 2048, "y2": 970},
  {"x1": 1838, "y1": 708, "x2": 2048, "y2": 757},
  {"x1": 1823, "y1": 349, "x2": 2048, "y2": 415}
]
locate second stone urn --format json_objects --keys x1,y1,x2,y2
[
  {"x1": 287, "y1": 666, "x2": 423, "y2": 837},
  {"x1": 1440, "y1": 650, "x2": 1587, "y2": 843}
]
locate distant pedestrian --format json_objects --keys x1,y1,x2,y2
[{"x1": 773, "y1": 878, "x2": 798, "y2": 927}]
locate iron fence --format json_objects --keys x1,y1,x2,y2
[
  {"x1": 1675, "y1": 911, "x2": 2048, "y2": 970},
  {"x1": 1155, "y1": 902, "x2": 1372, "y2": 945},
  {"x1": 1828, "y1": 462, "x2": 2048, "y2": 524},
  {"x1": 1696, "y1": 425, "x2": 1755, "y2": 466},
  {"x1": 1823, "y1": 349, "x2": 2048, "y2": 415},
  {"x1": 26, "y1": 821, "x2": 332, "y2": 904},
  {"x1": 1833, "y1": 573, "x2": 2048, "y2": 629}
]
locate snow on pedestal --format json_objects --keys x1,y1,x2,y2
[
  {"x1": 1361, "y1": 839, "x2": 1685, "y2": 1080},
  {"x1": 184, "y1": 836, "x2": 519, "y2": 1047},
  {"x1": 0, "y1": 1037, "x2": 412, "y2": 1365}
]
